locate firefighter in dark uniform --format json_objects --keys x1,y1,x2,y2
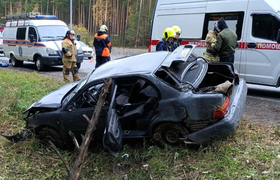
[
  {"x1": 61, "y1": 30, "x2": 80, "y2": 82},
  {"x1": 156, "y1": 27, "x2": 176, "y2": 52},
  {"x1": 172, "y1": 25, "x2": 182, "y2": 50},
  {"x1": 93, "y1": 25, "x2": 112, "y2": 68}
]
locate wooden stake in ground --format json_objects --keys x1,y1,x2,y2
[{"x1": 68, "y1": 78, "x2": 112, "y2": 180}]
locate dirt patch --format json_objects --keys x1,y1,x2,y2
[{"x1": 242, "y1": 96, "x2": 280, "y2": 126}]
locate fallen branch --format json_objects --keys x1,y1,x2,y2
[
  {"x1": 68, "y1": 78, "x2": 112, "y2": 180},
  {"x1": 48, "y1": 141, "x2": 70, "y2": 176}
]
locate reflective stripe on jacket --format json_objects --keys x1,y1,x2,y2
[
  {"x1": 62, "y1": 38, "x2": 77, "y2": 62},
  {"x1": 94, "y1": 31, "x2": 111, "y2": 57}
]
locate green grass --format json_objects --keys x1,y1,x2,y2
[{"x1": 1, "y1": 69, "x2": 280, "y2": 179}]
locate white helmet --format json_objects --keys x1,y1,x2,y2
[{"x1": 100, "y1": 25, "x2": 108, "y2": 32}]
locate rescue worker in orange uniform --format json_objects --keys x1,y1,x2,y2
[
  {"x1": 61, "y1": 30, "x2": 80, "y2": 82},
  {"x1": 93, "y1": 25, "x2": 112, "y2": 68}
]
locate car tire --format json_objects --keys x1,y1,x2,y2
[
  {"x1": 35, "y1": 56, "x2": 45, "y2": 71},
  {"x1": 38, "y1": 127, "x2": 66, "y2": 149},
  {"x1": 11, "y1": 55, "x2": 23, "y2": 67},
  {"x1": 152, "y1": 123, "x2": 185, "y2": 148},
  {"x1": 76, "y1": 62, "x2": 81, "y2": 69}
]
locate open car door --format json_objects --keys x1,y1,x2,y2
[{"x1": 103, "y1": 83, "x2": 123, "y2": 156}]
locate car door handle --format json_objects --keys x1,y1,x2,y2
[{"x1": 247, "y1": 42, "x2": 257, "y2": 48}]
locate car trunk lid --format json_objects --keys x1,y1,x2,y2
[{"x1": 161, "y1": 45, "x2": 208, "y2": 89}]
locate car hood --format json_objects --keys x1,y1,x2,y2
[{"x1": 24, "y1": 82, "x2": 78, "y2": 112}]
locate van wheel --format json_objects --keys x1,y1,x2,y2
[
  {"x1": 35, "y1": 56, "x2": 45, "y2": 71},
  {"x1": 38, "y1": 127, "x2": 66, "y2": 149},
  {"x1": 11, "y1": 55, "x2": 23, "y2": 67}
]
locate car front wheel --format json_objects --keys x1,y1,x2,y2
[
  {"x1": 35, "y1": 56, "x2": 45, "y2": 71},
  {"x1": 38, "y1": 127, "x2": 66, "y2": 149}
]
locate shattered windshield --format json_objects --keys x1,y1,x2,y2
[{"x1": 37, "y1": 25, "x2": 68, "y2": 41}]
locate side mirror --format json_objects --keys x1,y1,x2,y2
[
  {"x1": 77, "y1": 34, "x2": 81, "y2": 41},
  {"x1": 29, "y1": 34, "x2": 34, "y2": 42},
  {"x1": 277, "y1": 29, "x2": 280, "y2": 44}
]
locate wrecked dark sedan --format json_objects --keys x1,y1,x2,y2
[{"x1": 2, "y1": 45, "x2": 247, "y2": 154}]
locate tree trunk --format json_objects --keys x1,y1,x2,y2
[
  {"x1": 46, "y1": 0, "x2": 49, "y2": 14},
  {"x1": 105, "y1": 0, "x2": 107, "y2": 24},
  {"x1": 88, "y1": 0, "x2": 91, "y2": 30},
  {"x1": 135, "y1": 0, "x2": 143, "y2": 48},
  {"x1": 125, "y1": 0, "x2": 130, "y2": 31},
  {"x1": 67, "y1": 78, "x2": 112, "y2": 180},
  {"x1": 9, "y1": 0, "x2": 12, "y2": 14},
  {"x1": 116, "y1": 0, "x2": 119, "y2": 35}
]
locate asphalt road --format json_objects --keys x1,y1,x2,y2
[{"x1": 0, "y1": 53, "x2": 279, "y2": 126}]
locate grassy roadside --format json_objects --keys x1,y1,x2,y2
[{"x1": 0, "y1": 69, "x2": 280, "y2": 180}]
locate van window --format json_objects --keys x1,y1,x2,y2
[
  {"x1": 16, "y1": 28, "x2": 26, "y2": 40},
  {"x1": 252, "y1": 14, "x2": 280, "y2": 42},
  {"x1": 155, "y1": 14, "x2": 205, "y2": 39},
  {"x1": 28, "y1": 27, "x2": 38, "y2": 42},
  {"x1": 202, "y1": 12, "x2": 244, "y2": 40}
]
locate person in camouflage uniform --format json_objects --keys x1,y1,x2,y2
[
  {"x1": 203, "y1": 30, "x2": 219, "y2": 62},
  {"x1": 62, "y1": 30, "x2": 80, "y2": 82}
]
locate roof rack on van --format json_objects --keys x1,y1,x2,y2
[{"x1": 4, "y1": 12, "x2": 56, "y2": 20}]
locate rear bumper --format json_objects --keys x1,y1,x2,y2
[{"x1": 185, "y1": 79, "x2": 247, "y2": 144}]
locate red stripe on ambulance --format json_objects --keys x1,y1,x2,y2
[{"x1": 150, "y1": 40, "x2": 280, "y2": 50}]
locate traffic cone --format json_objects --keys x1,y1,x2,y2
[{"x1": 90, "y1": 58, "x2": 94, "y2": 63}]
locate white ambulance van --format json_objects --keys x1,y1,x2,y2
[
  {"x1": 150, "y1": 0, "x2": 280, "y2": 87},
  {"x1": 3, "y1": 12, "x2": 84, "y2": 71}
]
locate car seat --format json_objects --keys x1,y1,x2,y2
[
  {"x1": 128, "y1": 79, "x2": 146, "y2": 103},
  {"x1": 119, "y1": 97, "x2": 158, "y2": 129},
  {"x1": 115, "y1": 79, "x2": 146, "y2": 107}
]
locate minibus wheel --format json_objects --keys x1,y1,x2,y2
[
  {"x1": 35, "y1": 56, "x2": 45, "y2": 71},
  {"x1": 11, "y1": 55, "x2": 23, "y2": 67},
  {"x1": 76, "y1": 62, "x2": 81, "y2": 69}
]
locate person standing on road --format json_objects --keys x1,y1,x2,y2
[
  {"x1": 212, "y1": 18, "x2": 238, "y2": 63},
  {"x1": 172, "y1": 25, "x2": 182, "y2": 50},
  {"x1": 156, "y1": 27, "x2": 176, "y2": 52},
  {"x1": 203, "y1": 30, "x2": 219, "y2": 62},
  {"x1": 94, "y1": 25, "x2": 112, "y2": 68},
  {"x1": 61, "y1": 30, "x2": 80, "y2": 82}
]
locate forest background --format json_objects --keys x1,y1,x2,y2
[{"x1": 0, "y1": 0, "x2": 157, "y2": 48}]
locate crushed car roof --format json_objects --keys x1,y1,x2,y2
[{"x1": 88, "y1": 51, "x2": 169, "y2": 81}]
